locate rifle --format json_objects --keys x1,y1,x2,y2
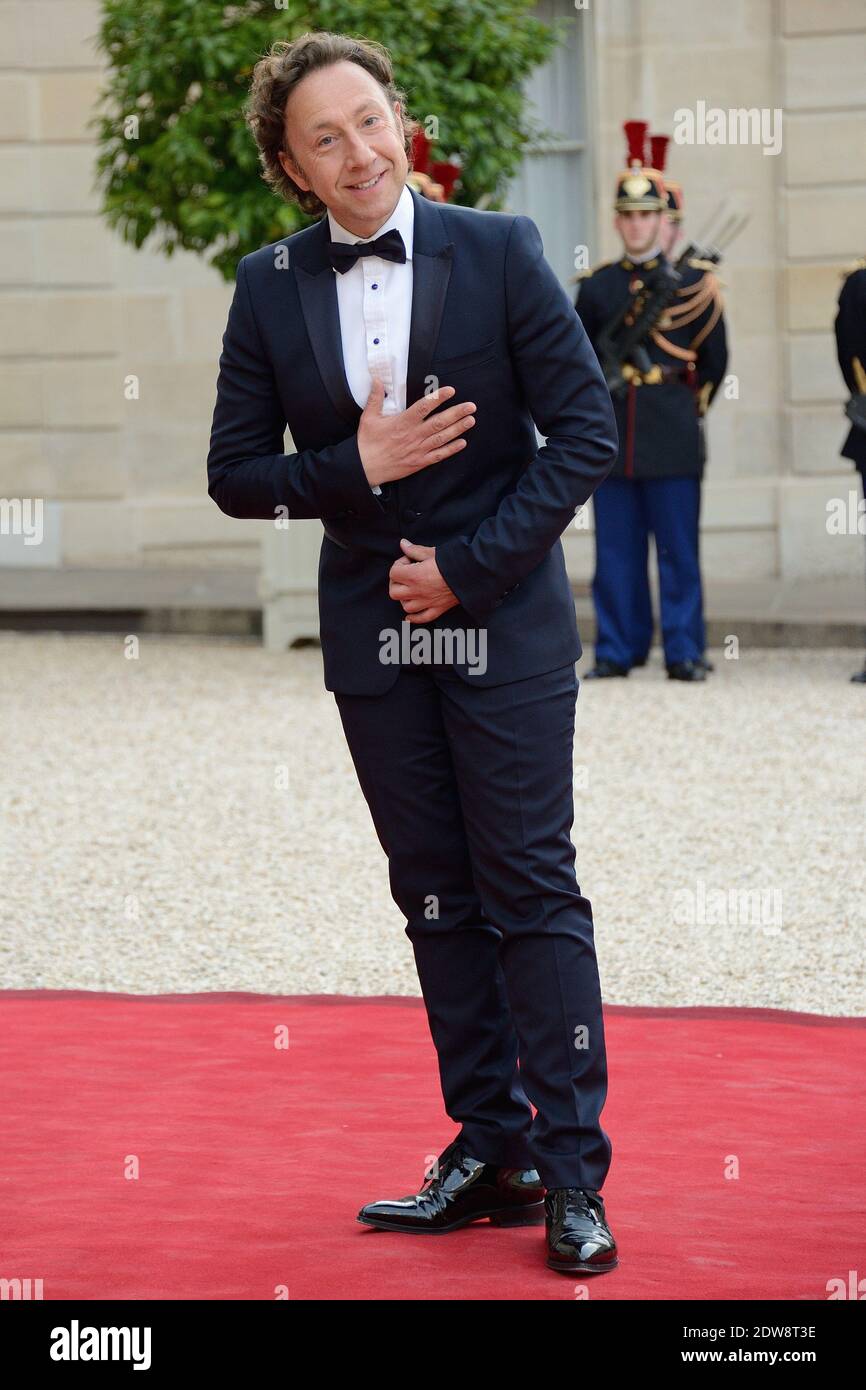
[
  {"x1": 675, "y1": 241, "x2": 722, "y2": 269},
  {"x1": 680, "y1": 206, "x2": 750, "y2": 267},
  {"x1": 596, "y1": 258, "x2": 682, "y2": 394},
  {"x1": 595, "y1": 206, "x2": 748, "y2": 396},
  {"x1": 845, "y1": 396, "x2": 866, "y2": 434},
  {"x1": 844, "y1": 358, "x2": 866, "y2": 434}
]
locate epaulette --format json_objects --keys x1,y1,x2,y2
[
  {"x1": 658, "y1": 264, "x2": 725, "y2": 342},
  {"x1": 686, "y1": 256, "x2": 718, "y2": 273},
  {"x1": 568, "y1": 259, "x2": 613, "y2": 285},
  {"x1": 840, "y1": 256, "x2": 866, "y2": 281},
  {"x1": 684, "y1": 264, "x2": 726, "y2": 293}
]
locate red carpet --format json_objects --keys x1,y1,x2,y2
[{"x1": 1, "y1": 992, "x2": 863, "y2": 1300}]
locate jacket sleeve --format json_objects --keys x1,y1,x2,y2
[
  {"x1": 692, "y1": 275, "x2": 729, "y2": 410},
  {"x1": 574, "y1": 275, "x2": 601, "y2": 350},
  {"x1": 434, "y1": 217, "x2": 618, "y2": 622},
  {"x1": 834, "y1": 271, "x2": 866, "y2": 397},
  {"x1": 207, "y1": 256, "x2": 387, "y2": 522}
]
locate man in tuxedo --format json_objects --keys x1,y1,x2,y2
[{"x1": 207, "y1": 30, "x2": 620, "y2": 1274}]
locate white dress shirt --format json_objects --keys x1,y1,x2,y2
[{"x1": 327, "y1": 182, "x2": 415, "y2": 494}]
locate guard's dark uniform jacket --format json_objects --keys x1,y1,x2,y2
[
  {"x1": 575, "y1": 253, "x2": 728, "y2": 478},
  {"x1": 834, "y1": 262, "x2": 866, "y2": 472}
]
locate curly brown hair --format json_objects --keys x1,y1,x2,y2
[{"x1": 244, "y1": 30, "x2": 421, "y2": 217}]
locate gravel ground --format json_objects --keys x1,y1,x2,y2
[{"x1": 1, "y1": 631, "x2": 863, "y2": 1014}]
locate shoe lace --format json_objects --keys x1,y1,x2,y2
[
  {"x1": 416, "y1": 1142, "x2": 476, "y2": 1217},
  {"x1": 558, "y1": 1187, "x2": 602, "y2": 1222},
  {"x1": 420, "y1": 1140, "x2": 464, "y2": 1191}
]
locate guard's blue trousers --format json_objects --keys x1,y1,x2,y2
[{"x1": 592, "y1": 475, "x2": 705, "y2": 668}]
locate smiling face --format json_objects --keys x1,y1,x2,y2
[
  {"x1": 278, "y1": 60, "x2": 409, "y2": 238},
  {"x1": 614, "y1": 208, "x2": 663, "y2": 258}
]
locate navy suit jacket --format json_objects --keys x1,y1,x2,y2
[
  {"x1": 207, "y1": 184, "x2": 618, "y2": 693},
  {"x1": 834, "y1": 265, "x2": 866, "y2": 472}
]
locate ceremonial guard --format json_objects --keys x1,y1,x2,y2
[
  {"x1": 833, "y1": 257, "x2": 866, "y2": 683},
  {"x1": 575, "y1": 122, "x2": 728, "y2": 681}
]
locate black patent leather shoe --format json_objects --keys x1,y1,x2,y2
[
  {"x1": 545, "y1": 1187, "x2": 619, "y2": 1274},
  {"x1": 357, "y1": 1138, "x2": 545, "y2": 1233},
  {"x1": 583, "y1": 660, "x2": 630, "y2": 679},
  {"x1": 851, "y1": 663, "x2": 866, "y2": 684},
  {"x1": 667, "y1": 659, "x2": 706, "y2": 681}
]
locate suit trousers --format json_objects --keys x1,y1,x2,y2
[
  {"x1": 333, "y1": 656, "x2": 613, "y2": 1192},
  {"x1": 592, "y1": 474, "x2": 704, "y2": 667}
]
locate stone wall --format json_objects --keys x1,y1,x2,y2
[
  {"x1": 568, "y1": 0, "x2": 865, "y2": 588},
  {"x1": 778, "y1": 0, "x2": 866, "y2": 579},
  {"x1": 1, "y1": 0, "x2": 864, "y2": 591},
  {"x1": 0, "y1": 0, "x2": 253, "y2": 572}
]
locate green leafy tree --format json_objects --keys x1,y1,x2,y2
[{"x1": 91, "y1": 0, "x2": 566, "y2": 281}]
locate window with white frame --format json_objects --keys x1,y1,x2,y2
[{"x1": 505, "y1": 0, "x2": 594, "y2": 292}]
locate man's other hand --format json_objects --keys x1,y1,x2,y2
[{"x1": 388, "y1": 539, "x2": 460, "y2": 623}]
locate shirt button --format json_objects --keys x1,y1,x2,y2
[
  {"x1": 371, "y1": 283, "x2": 378, "y2": 289},
  {"x1": 372, "y1": 337, "x2": 380, "y2": 345}
]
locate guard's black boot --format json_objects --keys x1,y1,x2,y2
[
  {"x1": 583, "y1": 660, "x2": 630, "y2": 679},
  {"x1": 545, "y1": 1187, "x2": 619, "y2": 1273},
  {"x1": 851, "y1": 662, "x2": 866, "y2": 684},
  {"x1": 357, "y1": 1138, "x2": 545, "y2": 1233},
  {"x1": 667, "y1": 659, "x2": 706, "y2": 681}
]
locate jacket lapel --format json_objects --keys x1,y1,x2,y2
[
  {"x1": 291, "y1": 185, "x2": 454, "y2": 429},
  {"x1": 293, "y1": 251, "x2": 361, "y2": 429}
]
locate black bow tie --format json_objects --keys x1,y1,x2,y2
[{"x1": 328, "y1": 227, "x2": 406, "y2": 274}]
